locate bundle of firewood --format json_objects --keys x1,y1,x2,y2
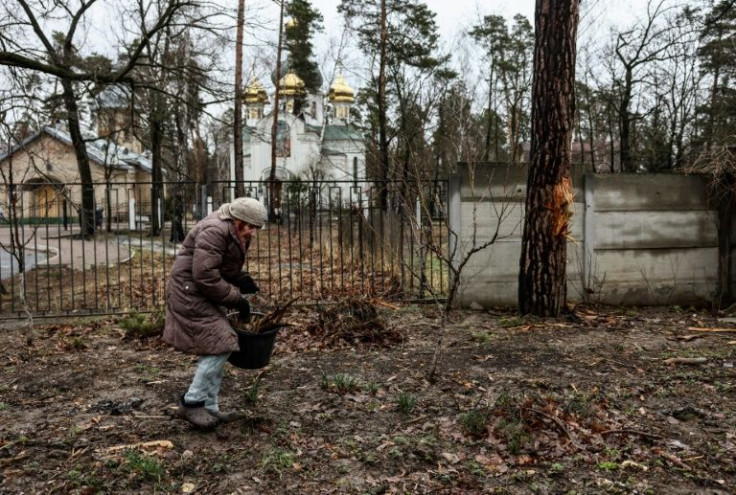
[{"x1": 234, "y1": 296, "x2": 299, "y2": 334}]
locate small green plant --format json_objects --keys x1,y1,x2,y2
[
  {"x1": 63, "y1": 469, "x2": 82, "y2": 485},
  {"x1": 63, "y1": 467, "x2": 104, "y2": 490},
  {"x1": 597, "y1": 461, "x2": 619, "y2": 471},
  {"x1": 334, "y1": 373, "x2": 359, "y2": 393},
  {"x1": 498, "y1": 316, "x2": 524, "y2": 328},
  {"x1": 494, "y1": 390, "x2": 516, "y2": 412},
  {"x1": 243, "y1": 376, "x2": 260, "y2": 405},
  {"x1": 397, "y1": 391, "x2": 417, "y2": 415},
  {"x1": 471, "y1": 330, "x2": 495, "y2": 344},
  {"x1": 388, "y1": 446, "x2": 404, "y2": 459},
  {"x1": 68, "y1": 424, "x2": 82, "y2": 439},
  {"x1": 328, "y1": 373, "x2": 359, "y2": 394},
  {"x1": 364, "y1": 381, "x2": 379, "y2": 395},
  {"x1": 133, "y1": 364, "x2": 161, "y2": 382},
  {"x1": 118, "y1": 310, "x2": 164, "y2": 339},
  {"x1": 213, "y1": 454, "x2": 231, "y2": 474},
  {"x1": 260, "y1": 448, "x2": 295, "y2": 476},
  {"x1": 460, "y1": 408, "x2": 489, "y2": 438},
  {"x1": 604, "y1": 447, "x2": 621, "y2": 461},
  {"x1": 565, "y1": 393, "x2": 592, "y2": 417},
  {"x1": 319, "y1": 371, "x2": 329, "y2": 389},
  {"x1": 123, "y1": 449, "x2": 164, "y2": 481},
  {"x1": 0, "y1": 402, "x2": 8, "y2": 411},
  {"x1": 467, "y1": 460, "x2": 486, "y2": 476},
  {"x1": 66, "y1": 336, "x2": 86, "y2": 350},
  {"x1": 510, "y1": 469, "x2": 535, "y2": 482},
  {"x1": 496, "y1": 418, "x2": 528, "y2": 455},
  {"x1": 548, "y1": 463, "x2": 564, "y2": 475}
]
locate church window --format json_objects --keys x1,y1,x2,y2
[{"x1": 276, "y1": 120, "x2": 291, "y2": 157}]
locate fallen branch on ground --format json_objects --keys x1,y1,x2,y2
[
  {"x1": 676, "y1": 334, "x2": 708, "y2": 342},
  {"x1": 524, "y1": 407, "x2": 583, "y2": 451},
  {"x1": 600, "y1": 429, "x2": 662, "y2": 440},
  {"x1": 663, "y1": 357, "x2": 707, "y2": 365},
  {"x1": 103, "y1": 440, "x2": 174, "y2": 453},
  {"x1": 687, "y1": 327, "x2": 736, "y2": 333}
]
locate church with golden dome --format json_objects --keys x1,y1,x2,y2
[{"x1": 238, "y1": 69, "x2": 365, "y2": 196}]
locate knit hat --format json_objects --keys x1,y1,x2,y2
[{"x1": 221, "y1": 197, "x2": 267, "y2": 228}]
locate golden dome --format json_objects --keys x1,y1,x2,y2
[
  {"x1": 278, "y1": 71, "x2": 306, "y2": 97},
  {"x1": 328, "y1": 74, "x2": 354, "y2": 103},
  {"x1": 243, "y1": 77, "x2": 269, "y2": 104}
]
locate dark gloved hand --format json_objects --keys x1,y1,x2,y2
[
  {"x1": 237, "y1": 296, "x2": 251, "y2": 322},
  {"x1": 237, "y1": 275, "x2": 259, "y2": 294}
]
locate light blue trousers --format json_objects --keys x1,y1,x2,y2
[{"x1": 184, "y1": 353, "x2": 230, "y2": 413}]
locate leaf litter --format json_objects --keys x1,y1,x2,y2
[{"x1": 0, "y1": 304, "x2": 734, "y2": 494}]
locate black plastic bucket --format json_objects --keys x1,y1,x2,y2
[
  {"x1": 227, "y1": 312, "x2": 286, "y2": 369},
  {"x1": 228, "y1": 326, "x2": 281, "y2": 369}
]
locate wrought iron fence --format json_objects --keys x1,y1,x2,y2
[{"x1": 0, "y1": 179, "x2": 450, "y2": 319}]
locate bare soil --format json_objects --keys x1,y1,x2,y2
[{"x1": 0, "y1": 304, "x2": 734, "y2": 494}]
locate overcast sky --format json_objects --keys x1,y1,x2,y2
[
  {"x1": 238, "y1": 0, "x2": 672, "y2": 94},
  {"x1": 303, "y1": 0, "x2": 659, "y2": 46}
]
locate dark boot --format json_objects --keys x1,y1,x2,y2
[
  {"x1": 177, "y1": 396, "x2": 218, "y2": 428},
  {"x1": 208, "y1": 410, "x2": 244, "y2": 423}
]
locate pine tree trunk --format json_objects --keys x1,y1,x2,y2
[
  {"x1": 378, "y1": 0, "x2": 389, "y2": 211},
  {"x1": 233, "y1": 0, "x2": 245, "y2": 197},
  {"x1": 269, "y1": 0, "x2": 286, "y2": 222},
  {"x1": 518, "y1": 0, "x2": 579, "y2": 316}
]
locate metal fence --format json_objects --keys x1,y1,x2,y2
[{"x1": 0, "y1": 179, "x2": 450, "y2": 319}]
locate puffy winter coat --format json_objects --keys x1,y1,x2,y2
[{"x1": 163, "y1": 211, "x2": 252, "y2": 355}]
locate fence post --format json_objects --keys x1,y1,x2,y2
[
  {"x1": 583, "y1": 172, "x2": 595, "y2": 291},
  {"x1": 128, "y1": 197, "x2": 136, "y2": 231},
  {"x1": 448, "y1": 174, "x2": 461, "y2": 276}
]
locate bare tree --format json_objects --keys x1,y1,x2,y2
[
  {"x1": 0, "y1": 0, "x2": 196, "y2": 235},
  {"x1": 612, "y1": 0, "x2": 685, "y2": 171}
]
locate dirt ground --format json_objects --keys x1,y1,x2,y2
[{"x1": 0, "y1": 303, "x2": 734, "y2": 494}]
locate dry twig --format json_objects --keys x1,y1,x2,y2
[
  {"x1": 663, "y1": 357, "x2": 708, "y2": 365},
  {"x1": 600, "y1": 429, "x2": 662, "y2": 440},
  {"x1": 524, "y1": 407, "x2": 583, "y2": 451}
]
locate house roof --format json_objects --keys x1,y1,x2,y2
[{"x1": 0, "y1": 125, "x2": 152, "y2": 174}]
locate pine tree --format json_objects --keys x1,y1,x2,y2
[
  {"x1": 696, "y1": 0, "x2": 736, "y2": 152},
  {"x1": 284, "y1": 0, "x2": 324, "y2": 93}
]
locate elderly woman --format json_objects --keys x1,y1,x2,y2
[{"x1": 164, "y1": 197, "x2": 267, "y2": 428}]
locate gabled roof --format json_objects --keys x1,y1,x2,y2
[{"x1": 0, "y1": 126, "x2": 151, "y2": 174}]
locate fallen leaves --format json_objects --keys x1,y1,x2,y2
[{"x1": 1, "y1": 304, "x2": 734, "y2": 494}]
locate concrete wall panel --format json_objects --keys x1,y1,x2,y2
[
  {"x1": 460, "y1": 201, "x2": 585, "y2": 241},
  {"x1": 594, "y1": 174, "x2": 709, "y2": 212},
  {"x1": 452, "y1": 164, "x2": 722, "y2": 309},
  {"x1": 595, "y1": 211, "x2": 718, "y2": 249}
]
